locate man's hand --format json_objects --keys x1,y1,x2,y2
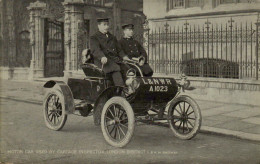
[
  {"x1": 123, "y1": 56, "x2": 130, "y2": 61},
  {"x1": 82, "y1": 49, "x2": 88, "y2": 56},
  {"x1": 101, "y1": 57, "x2": 107, "y2": 65},
  {"x1": 139, "y1": 59, "x2": 145, "y2": 66}
]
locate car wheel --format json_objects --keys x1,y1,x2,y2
[
  {"x1": 101, "y1": 96, "x2": 135, "y2": 147},
  {"x1": 43, "y1": 89, "x2": 67, "y2": 131},
  {"x1": 168, "y1": 95, "x2": 202, "y2": 140}
]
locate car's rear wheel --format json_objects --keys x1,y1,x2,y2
[
  {"x1": 43, "y1": 89, "x2": 67, "y2": 131},
  {"x1": 168, "y1": 95, "x2": 201, "y2": 140},
  {"x1": 101, "y1": 96, "x2": 135, "y2": 147}
]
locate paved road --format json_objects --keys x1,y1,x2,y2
[{"x1": 1, "y1": 99, "x2": 260, "y2": 164}]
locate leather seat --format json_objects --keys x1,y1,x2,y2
[{"x1": 81, "y1": 63, "x2": 105, "y2": 78}]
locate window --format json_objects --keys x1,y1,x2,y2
[
  {"x1": 219, "y1": 0, "x2": 256, "y2": 4},
  {"x1": 84, "y1": 0, "x2": 106, "y2": 6},
  {"x1": 167, "y1": 0, "x2": 201, "y2": 11},
  {"x1": 168, "y1": 0, "x2": 185, "y2": 10}
]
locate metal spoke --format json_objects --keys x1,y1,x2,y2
[
  {"x1": 173, "y1": 115, "x2": 181, "y2": 119},
  {"x1": 56, "y1": 112, "x2": 61, "y2": 117},
  {"x1": 106, "y1": 116, "x2": 113, "y2": 121},
  {"x1": 185, "y1": 121, "x2": 190, "y2": 132},
  {"x1": 174, "y1": 107, "x2": 182, "y2": 115},
  {"x1": 109, "y1": 125, "x2": 116, "y2": 135},
  {"x1": 187, "y1": 111, "x2": 194, "y2": 116},
  {"x1": 108, "y1": 108, "x2": 115, "y2": 118},
  {"x1": 119, "y1": 110, "x2": 125, "y2": 119},
  {"x1": 183, "y1": 120, "x2": 185, "y2": 133},
  {"x1": 53, "y1": 96, "x2": 57, "y2": 106},
  {"x1": 173, "y1": 119, "x2": 180, "y2": 124},
  {"x1": 120, "y1": 117, "x2": 128, "y2": 122},
  {"x1": 119, "y1": 123, "x2": 128, "y2": 129},
  {"x1": 56, "y1": 113, "x2": 60, "y2": 122},
  {"x1": 48, "y1": 112, "x2": 52, "y2": 118},
  {"x1": 56, "y1": 103, "x2": 62, "y2": 109},
  {"x1": 117, "y1": 106, "x2": 121, "y2": 118},
  {"x1": 183, "y1": 102, "x2": 186, "y2": 113},
  {"x1": 50, "y1": 96, "x2": 54, "y2": 103},
  {"x1": 178, "y1": 103, "x2": 183, "y2": 113},
  {"x1": 56, "y1": 97, "x2": 59, "y2": 105},
  {"x1": 188, "y1": 117, "x2": 195, "y2": 120},
  {"x1": 117, "y1": 127, "x2": 121, "y2": 140},
  {"x1": 185, "y1": 105, "x2": 191, "y2": 114},
  {"x1": 177, "y1": 121, "x2": 183, "y2": 129},
  {"x1": 53, "y1": 114, "x2": 56, "y2": 124},
  {"x1": 187, "y1": 120, "x2": 194, "y2": 128},
  {"x1": 113, "y1": 104, "x2": 118, "y2": 117},
  {"x1": 118, "y1": 125, "x2": 126, "y2": 136},
  {"x1": 50, "y1": 113, "x2": 54, "y2": 122},
  {"x1": 114, "y1": 126, "x2": 118, "y2": 139},
  {"x1": 106, "y1": 124, "x2": 114, "y2": 127}
]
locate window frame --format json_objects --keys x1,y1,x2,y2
[
  {"x1": 217, "y1": 0, "x2": 256, "y2": 5},
  {"x1": 167, "y1": 0, "x2": 202, "y2": 11}
]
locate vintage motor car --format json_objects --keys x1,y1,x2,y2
[{"x1": 43, "y1": 50, "x2": 202, "y2": 148}]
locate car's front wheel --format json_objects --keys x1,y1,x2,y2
[
  {"x1": 43, "y1": 89, "x2": 67, "y2": 131},
  {"x1": 101, "y1": 96, "x2": 135, "y2": 147},
  {"x1": 168, "y1": 95, "x2": 202, "y2": 140}
]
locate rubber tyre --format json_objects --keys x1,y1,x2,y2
[
  {"x1": 43, "y1": 89, "x2": 67, "y2": 131},
  {"x1": 168, "y1": 95, "x2": 202, "y2": 140},
  {"x1": 101, "y1": 96, "x2": 135, "y2": 148}
]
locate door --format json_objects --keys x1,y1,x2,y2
[{"x1": 44, "y1": 19, "x2": 64, "y2": 77}]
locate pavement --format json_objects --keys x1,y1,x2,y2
[{"x1": 0, "y1": 78, "x2": 260, "y2": 142}]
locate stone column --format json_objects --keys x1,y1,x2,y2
[
  {"x1": 143, "y1": 18, "x2": 150, "y2": 57},
  {"x1": 255, "y1": 21, "x2": 260, "y2": 80},
  {"x1": 113, "y1": 0, "x2": 121, "y2": 39},
  {"x1": 0, "y1": 0, "x2": 16, "y2": 79},
  {"x1": 27, "y1": 1, "x2": 46, "y2": 80},
  {"x1": 63, "y1": 0, "x2": 84, "y2": 78}
]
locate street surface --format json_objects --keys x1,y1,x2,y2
[{"x1": 1, "y1": 98, "x2": 260, "y2": 164}]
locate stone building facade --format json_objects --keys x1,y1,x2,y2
[
  {"x1": 143, "y1": 0, "x2": 260, "y2": 81},
  {"x1": 0, "y1": 0, "x2": 144, "y2": 80},
  {"x1": 142, "y1": 0, "x2": 260, "y2": 105}
]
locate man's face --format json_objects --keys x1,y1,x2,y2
[
  {"x1": 123, "y1": 28, "x2": 134, "y2": 38},
  {"x1": 98, "y1": 22, "x2": 110, "y2": 34}
]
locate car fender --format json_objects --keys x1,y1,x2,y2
[
  {"x1": 43, "y1": 80, "x2": 75, "y2": 114},
  {"x1": 93, "y1": 86, "x2": 125, "y2": 126}
]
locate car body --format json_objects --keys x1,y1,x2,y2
[{"x1": 43, "y1": 59, "x2": 202, "y2": 147}]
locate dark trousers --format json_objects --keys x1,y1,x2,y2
[
  {"x1": 132, "y1": 63, "x2": 153, "y2": 77},
  {"x1": 118, "y1": 63, "x2": 131, "y2": 81},
  {"x1": 111, "y1": 71, "x2": 125, "y2": 86}
]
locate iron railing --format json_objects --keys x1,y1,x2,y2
[{"x1": 147, "y1": 19, "x2": 260, "y2": 80}]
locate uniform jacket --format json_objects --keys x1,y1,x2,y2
[
  {"x1": 119, "y1": 37, "x2": 148, "y2": 63},
  {"x1": 90, "y1": 31, "x2": 126, "y2": 73}
]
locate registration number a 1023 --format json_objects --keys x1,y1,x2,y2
[{"x1": 149, "y1": 85, "x2": 168, "y2": 92}]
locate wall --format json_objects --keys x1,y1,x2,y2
[
  {"x1": 119, "y1": 0, "x2": 143, "y2": 11},
  {"x1": 1, "y1": 0, "x2": 65, "y2": 68},
  {"x1": 143, "y1": 0, "x2": 260, "y2": 19},
  {"x1": 0, "y1": 0, "x2": 145, "y2": 79},
  {"x1": 0, "y1": 0, "x2": 3, "y2": 66},
  {"x1": 143, "y1": 0, "x2": 260, "y2": 80},
  {"x1": 143, "y1": 0, "x2": 167, "y2": 19}
]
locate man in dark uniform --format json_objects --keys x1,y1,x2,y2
[
  {"x1": 89, "y1": 17, "x2": 130, "y2": 86},
  {"x1": 88, "y1": 17, "x2": 132, "y2": 126},
  {"x1": 119, "y1": 23, "x2": 153, "y2": 77}
]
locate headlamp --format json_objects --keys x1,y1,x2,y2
[{"x1": 125, "y1": 69, "x2": 140, "y2": 92}]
